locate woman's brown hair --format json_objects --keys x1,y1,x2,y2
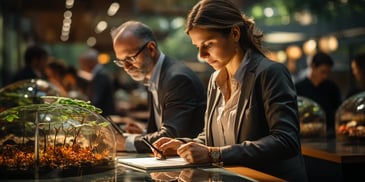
[{"x1": 185, "y1": 0, "x2": 266, "y2": 55}]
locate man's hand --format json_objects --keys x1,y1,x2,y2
[
  {"x1": 114, "y1": 133, "x2": 126, "y2": 151},
  {"x1": 125, "y1": 122, "x2": 144, "y2": 134}
]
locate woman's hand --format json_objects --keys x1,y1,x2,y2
[{"x1": 177, "y1": 142, "x2": 210, "y2": 164}]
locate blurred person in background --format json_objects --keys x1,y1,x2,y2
[
  {"x1": 79, "y1": 48, "x2": 116, "y2": 116},
  {"x1": 63, "y1": 65, "x2": 89, "y2": 100},
  {"x1": 346, "y1": 53, "x2": 365, "y2": 98},
  {"x1": 295, "y1": 52, "x2": 342, "y2": 138},
  {"x1": 11, "y1": 44, "x2": 49, "y2": 83},
  {"x1": 45, "y1": 58, "x2": 68, "y2": 96},
  {"x1": 110, "y1": 20, "x2": 206, "y2": 153},
  {"x1": 152, "y1": 0, "x2": 307, "y2": 181}
]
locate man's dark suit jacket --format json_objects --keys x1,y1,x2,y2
[{"x1": 134, "y1": 56, "x2": 206, "y2": 152}]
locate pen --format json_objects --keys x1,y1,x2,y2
[
  {"x1": 142, "y1": 137, "x2": 166, "y2": 160},
  {"x1": 105, "y1": 116, "x2": 124, "y2": 136}
]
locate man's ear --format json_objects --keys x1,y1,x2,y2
[{"x1": 147, "y1": 41, "x2": 157, "y2": 57}]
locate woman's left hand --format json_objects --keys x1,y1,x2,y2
[{"x1": 177, "y1": 142, "x2": 210, "y2": 163}]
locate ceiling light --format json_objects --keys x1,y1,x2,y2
[
  {"x1": 264, "y1": 7, "x2": 274, "y2": 18},
  {"x1": 64, "y1": 10, "x2": 72, "y2": 19},
  {"x1": 342, "y1": 27, "x2": 365, "y2": 38},
  {"x1": 319, "y1": 35, "x2": 338, "y2": 53},
  {"x1": 63, "y1": 18, "x2": 72, "y2": 26},
  {"x1": 263, "y1": 32, "x2": 306, "y2": 44},
  {"x1": 86, "y1": 37, "x2": 97, "y2": 47},
  {"x1": 276, "y1": 51, "x2": 287, "y2": 63},
  {"x1": 107, "y1": 2, "x2": 120, "y2": 16},
  {"x1": 60, "y1": 35, "x2": 69, "y2": 42},
  {"x1": 303, "y1": 39, "x2": 317, "y2": 56},
  {"x1": 286, "y1": 45, "x2": 302, "y2": 61},
  {"x1": 65, "y1": 0, "x2": 74, "y2": 9},
  {"x1": 95, "y1": 21, "x2": 108, "y2": 33}
]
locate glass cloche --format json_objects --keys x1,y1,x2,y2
[
  {"x1": 0, "y1": 96, "x2": 116, "y2": 179},
  {"x1": 336, "y1": 92, "x2": 365, "y2": 142},
  {"x1": 0, "y1": 79, "x2": 61, "y2": 113},
  {"x1": 297, "y1": 96, "x2": 327, "y2": 139}
]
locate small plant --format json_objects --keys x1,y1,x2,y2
[{"x1": 0, "y1": 96, "x2": 114, "y2": 178}]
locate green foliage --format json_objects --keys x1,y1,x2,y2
[
  {"x1": 1, "y1": 110, "x2": 19, "y2": 122},
  {"x1": 249, "y1": 0, "x2": 365, "y2": 20},
  {"x1": 42, "y1": 96, "x2": 103, "y2": 114}
]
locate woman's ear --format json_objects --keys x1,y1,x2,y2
[{"x1": 231, "y1": 25, "x2": 241, "y2": 42}]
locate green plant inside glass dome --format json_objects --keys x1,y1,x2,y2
[{"x1": 0, "y1": 96, "x2": 116, "y2": 179}]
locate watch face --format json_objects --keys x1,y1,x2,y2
[{"x1": 210, "y1": 150, "x2": 220, "y2": 161}]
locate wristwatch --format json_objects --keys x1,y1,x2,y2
[{"x1": 209, "y1": 147, "x2": 221, "y2": 163}]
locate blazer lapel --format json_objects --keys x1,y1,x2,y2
[
  {"x1": 206, "y1": 78, "x2": 222, "y2": 146},
  {"x1": 234, "y1": 53, "x2": 261, "y2": 142}
]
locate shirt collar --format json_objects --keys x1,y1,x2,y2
[
  {"x1": 145, "y1": 51, "x2": 165, "y2": 89},
  {"x1": 233, "y1": 49, "x2": 251, "y2": 84}
]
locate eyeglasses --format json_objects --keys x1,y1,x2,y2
[{"x1": 113, "y1": 42, "x2": 149, "y2": 67}]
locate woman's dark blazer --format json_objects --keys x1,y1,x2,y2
[{"x1": 192, "y1": 51, "x2": 308, "y2": 182}]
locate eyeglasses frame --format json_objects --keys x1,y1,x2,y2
[{"x1": 113, "y1": 41, "x2": 149, "y2": 67}]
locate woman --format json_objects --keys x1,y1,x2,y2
[{"x1": 153, "y1": 0, "x2": 308, "y2": 181}]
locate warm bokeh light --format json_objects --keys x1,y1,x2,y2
[
  {"x1": 286, "y1": 45, "x2": 302, "y2": 61},
  {"x1": 86, "y1": 37, "x2": 97, "y2": 47},
  {"x1": 65, "y1": 0, "x2": 74, "y2": 9},
  {"x1": 303, "y1": 39, "x2": 317, "y2": 56},
  {"x1": 107, "y1": 2, "x2": 120, "y2": 16},
  {"x1": 319, "y1": 35, "x2": 338, "y2": 53},
  {"x1": 95, "y1": 21, "x2": 108, "y2": 33},
  {"x1": 98, "y1": 53, "x2": 110, "y2": 64},
  {"x1": 263, "y1": 32, "x2": 305, "y2": 44},
  {"x1": 276, "y1": 50, "x2": 287, "y2": 63}
]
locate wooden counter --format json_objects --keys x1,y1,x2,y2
[
  {"x1": 301, "y1": 139, "x2": 365, "y2": 181},
  {"x1": 302, "y1": 139, "x2": 365, "y2": 163},
  {"x1": 224, "y1": 166, "x2": 286, "y2": 182}
]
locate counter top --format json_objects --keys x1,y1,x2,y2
[
  {"x1": 224, "y1": 166, "x2": 286, "y2": 182},
  {"x1": 301, "y1": 139, "x2": 365, "y2": 163}
]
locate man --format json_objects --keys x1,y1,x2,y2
[
  {"x1": 295, "y1": 52, "x2": 342, "y2": 138},
  {"x1": 79, "y1": 48, "x2": 116, "y2": 116},
  {"x1": 12, "y1": 44, "x2": 49, "y2": 83},
  {"x1": 111, "y1": 21, "x2": 206, "y2": 152}
]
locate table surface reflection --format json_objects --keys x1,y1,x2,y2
[
  {"x1": 4, "y1": 152, "x2": 286, "y2": 182},
  {"x1": 6, "y1": 165, "x2": 257, "y2": 182}
]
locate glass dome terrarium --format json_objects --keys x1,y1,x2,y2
[
  {"x1": 0, "y1": 96, "x2": 116, "y2": 179},
  {"x1": 297, "y1": 96, "x2": 327, "y2": 139},
  {"x1": 336, "y1": 92, "x2": 365, "y2": 143},
  {"x1": 0, "y1": 79, "x2": 61, "y2": 113}
]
